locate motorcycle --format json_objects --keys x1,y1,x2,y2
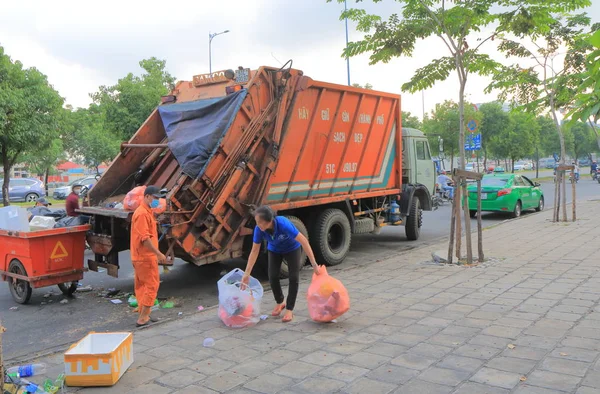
[
  {"x1": 569, "y1": 171, "x2": 580, "y2": 184},
  {"x1": 434, "y1": 183, "x2": 453, "y2": 206},
  {"x1": 596, "y1": 168, "x2": 600, "y2": 184},
  {"x1": 593, "y1": 168, "x2": 599, "y2": 182}
]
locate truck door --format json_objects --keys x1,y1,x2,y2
[{"x1": 414, "y1": 138, "x2": 436, "y2": 194}]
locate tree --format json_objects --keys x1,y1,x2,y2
[
  {"x1": 331, "y1": 0, "x2": 580, "y2": 263},
  {"x1": 478, "y1": 102, "x2": 510, "y2": 167},
  {"x1": 91, "y1": 57, "x2": 175, "y2": 140},
  {"x1": 0, "y1": 46, "x2": 63, "y2": 205},
  {"x1": 487, "y1": 11, "x2": 592, "y2": 222},
  {"x1": 351, "y1": 82, "x2": 373, "y2": 89},
  {"x1": 423, "y1": 100, "x2": 480, "y2": 170},
  {"x1": 569, "y1": 121, "x2": 597, "y2": 160},
  {"x1": 487, "y1": 14, "x2": 592, "y2": 166},
  {"x1": 68, "y1": 106, "x2": 120, "y2": 174},
  {"x1": 569, "y1": 28, "x2": 600, "y2": 149},
  {"x1": 487, "y1": 111, "x2": 538, "y2": 172},
  {"x1": 21, "y1": 139, "x2": 65, "y2": 194},
  {"x1": 402, "y1": 111, "x2": 422, "y2": 129}
]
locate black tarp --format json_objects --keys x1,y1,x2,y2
[{"x1": 158, "y1": 90, "x2": 248, "y2": 178}]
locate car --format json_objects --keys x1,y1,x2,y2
[
  {"x1": 467, "y1": 173, "x2": 544, "y2": 218},
  {"x1": 53, "y1": 176, "x2": 99, "y2": 200},
  {"x1": 578, "y1": 158, "x2": 591, "y2": 167},
  {"x1": 514, "y1": 161, "x2": 533, "y2": 171},
  {"x1": 0, "y1": 178, "x2": 46, "y2": 203}
]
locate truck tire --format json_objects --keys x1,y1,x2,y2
[
  {"x1": 280, "y1": 216, "x2": 309, "y2": 278},
  {"x1": 311, "y1": 209, "x2": 351, "y2": 266},
  {"x1": 405, "y1": 198, "x2": 422, "y2": 241}
]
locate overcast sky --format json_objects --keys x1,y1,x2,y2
[{"x1": 2, "y1": 0, "x2": 599, "y2": 119}]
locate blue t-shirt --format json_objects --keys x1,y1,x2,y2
[{"x1": 253, "y1": 216, "x2": 301, "y2": 254}]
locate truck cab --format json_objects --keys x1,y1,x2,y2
[{"x1": 402, "y1": 127, "x2": 436, "y2": 196}]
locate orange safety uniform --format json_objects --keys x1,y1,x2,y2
[{"x1": 130, "y1": 202, "x2": 160, "y2": 307}]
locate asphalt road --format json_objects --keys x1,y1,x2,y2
[{"x1": 2, "y1": 179, "x2": 599, "y2": 361}]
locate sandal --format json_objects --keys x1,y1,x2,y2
[
  {"x1": 282, "y1": 311, "x2": 293, "y2": 323},
  {"x1": 271, "y1": 303, "x2": 286, "y2": 316}
]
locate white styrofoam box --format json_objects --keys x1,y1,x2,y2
[{"x1": 64, "y1": 332, "x2": 133, "y2": 387}]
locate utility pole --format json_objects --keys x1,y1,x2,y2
[{"x1": 344, "y1": 0, "x2": 351, "y2": 86}]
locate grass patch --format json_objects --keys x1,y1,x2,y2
[{"x1": 7, "y1": 198, "x2": 64, "y2": 207}]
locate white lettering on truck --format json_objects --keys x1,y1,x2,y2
[
  {"x1": 341, "y1": 111, "x2": 350, "y2": 123},
  {"x1": 359, "y1": 114, "x2": 371, "y2": 124},
  {"x1": 321, "y1": 108, "x2": 330, "y2": 121},
  {"x1": 333, "y1": 132, "x2": 346, "y2": 143},
  {"x1": 298, "y1": 107, "x2": 308, "y2": 120},
  {"x1": 354, "y1": 133, "x2": 363, "y2": 143},
  {"x1": 343, "y1": 163, "x2": 358, "y2": 173},
  {"x1": 325, "y1": 164, "x2": 336, "y2": 174}
]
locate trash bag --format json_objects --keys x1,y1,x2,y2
[
  {"x1": 123, "y1": 186, "x2": 146, "y2": 211},
  {"x1": 54, "y1": 216, "x2": 84, "y2": 228},
  {"x1": 152, "y1": 198, "x2": 166, "y2": 215},
  {"x1": 217, "y1": 268, "x2": 263, "y2": 328},
  {"x1": 306, "y1": 266, "x2": 350, "y2": 323}
]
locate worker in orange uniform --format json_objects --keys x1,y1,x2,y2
[{"x1": 130, "y1": 185, "x2": 167, "y2": 327}]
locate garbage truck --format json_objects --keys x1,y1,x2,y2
[{"x1": 81, "y1": 63, "x2": 436, "y2": 277}]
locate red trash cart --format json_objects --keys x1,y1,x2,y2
[{"x1": 0, "y1": 225, "x2": 90, "y2": 304}]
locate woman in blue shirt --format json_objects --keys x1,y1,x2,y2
[{"x1": 242, "y1": 206, "x2": 321, "y2": 322}]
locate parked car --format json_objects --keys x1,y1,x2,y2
[
  {"x1": 539, "y1": 158, "x2": 555, "y2": 169},
  {"x1": 0, "y1": 178, "x2": 46, "y2": 203},
  {"x1": 578, "y1": 158, "x2": 591, "y2": 167},
  {"x1": 514, "y1": 161, "x2": 533, "y2": 171},
  {"x1": 468, "y1": 174, "x2": 544, "y2": 218},
  {"x1": 53, "y1": 176, "x2": 99, "y2": 200}
]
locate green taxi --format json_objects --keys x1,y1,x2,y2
[{"x1": 468, "y1": 174, "x2": 544, "y2": 218}]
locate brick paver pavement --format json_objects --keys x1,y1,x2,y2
[{"x1": 25, "y1": 200, "x2": 600, "y2": 393}]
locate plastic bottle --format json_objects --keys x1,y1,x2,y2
[
  {"x1": 6, "y1": 363, "x2": 47, "y2": 378},
  {"x1": 19, "y1": 378, "x2": 51, "y2": 394}
]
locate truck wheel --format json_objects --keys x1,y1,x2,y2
[
  {"x1": 405, "y1": 198, "x2": 422, "y2": 241},
  {"x1": 8, "y1": 259, "x2": 32, "y2": 304},
  {"x1": 311, "y1": 209, "x2": 351, "y2": 266},
  {"x1": 58, "y1": 281, "x2": 79, "y2": 297}
]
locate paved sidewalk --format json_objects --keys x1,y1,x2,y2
[{"x1": 29, "y1": 200, "x2": 600, "y2": 393}]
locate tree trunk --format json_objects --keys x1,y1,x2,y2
[
  {"x1": 1, "y1": 145, "x2": 10, "y2": 207},
  {"x1": 588, "y1": 120, "x2": 600, "y2": 151},
  {"x1": 549, "y1": 98, "x2": 567, "y2": 221},
  {"x1": 44, "y1": 167, "x2": 50, "y2": 195}
]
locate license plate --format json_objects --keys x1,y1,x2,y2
[{"x1": 481, "y1": 193, "x2": 488, "y2": 200}]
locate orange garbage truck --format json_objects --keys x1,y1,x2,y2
[{"x1": 82, "y1": 63, "x2": 436, "y2": 277}]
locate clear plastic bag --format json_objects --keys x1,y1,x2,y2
[
  {"x1": 217, "y1": 268, "x2": 263, "y2": 328},
  {"x1": 306, "y1": 266, "x2": 350, "y2": 323}
]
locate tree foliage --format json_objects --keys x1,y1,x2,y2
[
  {"x1": 351, "y1": 82, "x2": 373, "y2": 89},
  {"x1": 0, "y1": 46, "x2": 64, "y2": 205},
  {"x1": 65, "y1": 106, "x2": 120, "y2": 174},
  {"x1": 90, "y1": 57, "x2": 175, "y2": 140},
  {"x1": 402, "y1": 111, "x2": 422, "y2": 129},
  {"x1": 478, "y1": 102, "x2": 510, "y2": 162},
  {"x1": 486, "y1": 12, "x2": 593, "y2": 164},
  {"x1": 422, "y1": 100, "x2": 480, "y2": 167},
  {"x1": 487, "y1": 111, "x2": 539, "y2": 171},
  {"x1": 21, "y1": 139, "x2": 65, "y2": 193}
]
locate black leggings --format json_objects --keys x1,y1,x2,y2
[{"x1": 268, "y1": 247, "x2": 302, "y2": 311}]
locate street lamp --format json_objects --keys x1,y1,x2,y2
[{"x1": 209, "y1": 30, "x2": 230, "y2": 74}]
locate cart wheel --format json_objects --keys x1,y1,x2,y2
[
  {"x1": 58, "y1": 281, "x2": 79, "y2": 297},
  {"x1": 8, "y1": 259, "x2": 32, "y2": 304}
]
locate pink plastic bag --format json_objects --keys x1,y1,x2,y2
[
  {"x1": 306, "y1": 266, "x2": 350, "y2": 323},
  {"x1": 123, "y1": 186, "x2": 146, "y2": 211}
]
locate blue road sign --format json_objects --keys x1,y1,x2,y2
[
  {"x1": 465, "y1": 133, "x2": 482, "y2": 151},
  {"x1": 467, "y1": 120, "x2": 478, "y2": 132}
]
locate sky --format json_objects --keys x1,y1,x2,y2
[{"x1": 1, "y1": 0, "x2": 599, "y2": 119}]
